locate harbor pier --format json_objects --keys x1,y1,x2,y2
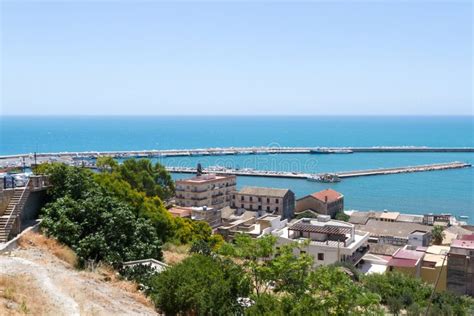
[{"x1": 166, "y1": 161, "x2": 471, "y2": 180}]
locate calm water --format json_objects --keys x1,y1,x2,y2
[{"x1": 1, "y1": 116, "x2": 473, "y2": 222}]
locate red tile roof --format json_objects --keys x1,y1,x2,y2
[{"x1": 311, "y1": 189, "x2": 343, "y2": 203}]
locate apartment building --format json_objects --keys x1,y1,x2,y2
[
  {"x1": 231, "y1": 187, "x2": 295, "y2": 219},
  {"x1": 175, "y1": 174, "x2": 236, "y2": 210},
  {"x1": 273, "y1": 215, "x2": 370, "y2": 266},
  {"x1": 295, "y1": 189, "x2": 343, "y2": 218},
  {"x1": 447, "y1": 235, "x2": 474, "y2": 296}
]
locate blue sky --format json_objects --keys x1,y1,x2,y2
[{"x1": 1, "y1": 1, "x2": 472, "y2": 115}]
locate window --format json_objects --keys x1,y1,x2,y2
[
  {"x1": 276, "y1": 207, "x2": 279, "y2": 212},
  {"x1": 250, "y1": 196, "x2": 253, "y2": 202},
  {"x1": 241, "y1": 204, "x2": 244, "y2": 208},
  {"x1": 267, "y1": 198, "x2": 270, "y2": 203},
  {"x1": 267, "y1": 206, "x2": 270, "y2": 211},
  {"x1": 276, "y1": 199, "x2": 279, "y2": 203},
  {"x1": 258, "y1": 197, "x2": 261, "y2": 202},
  {"x1": 258, "y1": 205, "x2": 262, "y2": 210},
  {"x1": 241, "y1": 196, "x2": 244, "y2": 201},
  {"x1": 232, "y1": 195, "x2": 235, "y2": 199},
  {"x1": 232, "y1": 202, "x2": 235, "y2": 207},
  {"x1": 317, "y1": 253, "x2": 324, "y2": 261}
]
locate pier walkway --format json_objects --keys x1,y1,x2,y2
[{"x1": 166, "y1": 161, "x2": 471, "y2": 180}]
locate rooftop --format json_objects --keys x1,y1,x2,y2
[
  {"x1": 355, "y1": 219, "x2": 432, "y2": 239},
  {"x1": 311, "y1": 189, "x2": 343, "y2": 203},
  {"x1": 168, "y1": 206, "x2": 192, "y2": 218},
  {"x1": 238, "y1": 186, "x2": 290, "y2": 198},
  {"x1": 451, "y1": 239, "x2": 474, "y2": 250},
  {"x1": 176, "y1": 174, "x2": 235, "y2": 184}
]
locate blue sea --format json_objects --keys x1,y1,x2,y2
[{"x1": 1, "y1": 116, "x2": 473, "y2": 222}]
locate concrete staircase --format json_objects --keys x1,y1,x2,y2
[{"x1": 0, "y1": 184, "x2": 30, "y2": 242}]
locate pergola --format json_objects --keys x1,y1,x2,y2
[{"x1": 289, "y1": 223, "x2": 351, "y2": 246}]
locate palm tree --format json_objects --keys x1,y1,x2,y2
[{"x1": 432, "y1": 225, "x2": 445, "y2": 245}]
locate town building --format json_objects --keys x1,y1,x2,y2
[
  {"x1": 408, "y1": 230, "x2": 432, "y2": 247},
  {"x1": 175, "y1": 174, "x2": 236, "y2": 210},
  {"x1": 295, "y1": 189, "x2": 344, "y2": 218},
  {"x1": 387, "y1": 246, "x2": 425, "y2": 277},
  {"x1": 420, "y1": 245, "x2": 449, "y2": 292},
  {"x1": 272, "y1": 215, "x2": 369, "y2": 266},
  {"x1": 231, "y1": 187, "x2": 295, "y2": 219},
  {"x1": 190, "y1": 206, "x2": 222, "y2": 228},
  {"x1": 354, "y1": 219, "x2": 432, "y2": 246},
  {"x1": 447, "y1": 235, "x2": 474, "y2": 296},
  {"x1": 122, "y1": 259, "x2": 169, "y2": 273},
  {"x1": 218, "y1": 213, "x2": 288, "y2": 241},
  {"x1": 167, "y1": 206, "x2": 192, "y2": 218}
]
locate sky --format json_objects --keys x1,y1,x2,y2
[{"x1": 0, "y1": 1, "x2": 472, "y2": 116}]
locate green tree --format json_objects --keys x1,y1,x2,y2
[
  {"x1": 96, "y1": 156, "x2": 118, "y2": 171},
  {"x1": 41, "y1": 192, "x2": 163, "y2": 267},
  {"x1": 335, "y1": 211, "x2": 350, "y2": 222},
  {"x1": 149, "y1": 254, "x2": 251, "y2": 315},
  {"x1": 432, "y1": 225, "x2": 445, "y2": 245}
]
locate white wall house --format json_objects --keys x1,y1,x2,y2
[{"x1": 272, "y1": 216, "x2": 370, "y2": 266}]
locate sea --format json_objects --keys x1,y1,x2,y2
[{"x1": 1, "y1": 116, "x2": 473, "y2": 223}]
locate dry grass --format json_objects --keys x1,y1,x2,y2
[
  {"x1": 17, "y1": 231, "x2": 78, "y2": 267},
  {"x1": 0, "y1": 275, "x2": 51, "y2": 315},
  {"x1": 162, "y1": 242, "x2": 190, "y2": 265},
  {"x1": 80, "y1": 262, "x2": 154, "y2": 308}
]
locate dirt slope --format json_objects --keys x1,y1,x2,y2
[{"x1": 0, "y1": 232, "x2": 158, "y2": 316}]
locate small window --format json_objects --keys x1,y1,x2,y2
[
  {"x1": 276, "y1": 207, "x2": 279, "y2": 212},
  {"x1": 267, "y1": 198, "x2": 270, "y2": 203},
  {"x1": 276, "y1": 199, "x2": 279, "y2": 203},
  {"x1": 258, "y1": 205, "x2": 262, "y2": 210},
  {"x1": 318, "y1": 253, "x2": 324, "y2": 261},
  {"x1": 267, "y1": 206, "x2": 270, "y2": 211},
  {"x1": 241, "y1": 196, "x2": 244, "y2": 201},
  {"x1": 258, "y1": 197, "x2": 261, "y2": 202},
  {"x1": 250, "y1": 196, "x2": 253, "y2": 202},
  {"x1": 232, "y1": 195, "x2": 235, "y2": 199},
  {"x1": 241, "y1": 204, "x2": 244, "y2": 208}
]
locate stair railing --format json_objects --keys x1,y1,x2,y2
[{"x1": 2, "y1": 178, "x2": 30, "y2": 233}]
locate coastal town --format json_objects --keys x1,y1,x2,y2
[{"x1": 1, "y1": 165, "x2": 473, "y2": 299}]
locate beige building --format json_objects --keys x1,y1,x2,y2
[
  {"x1": 231, "y1": 187, "x2": 295, "y2": 219},
  {"x1": 175, "y1": 174, "x2": 236, "y2": 210},
  {"x1": 295, "y1": 189, "x2": 343, "y2": 218}
]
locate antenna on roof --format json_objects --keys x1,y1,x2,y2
[{"x1": 197, "y1": 163, "x2": 203, "y2": 176}]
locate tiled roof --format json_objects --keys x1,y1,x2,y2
[
  {"x1": 459, "y1": 234, "x2": 474, "y2": 241},
  {"x1": 239, "y1": 186, "x2": 290, "y2": 198},
  {"x1": 311, "y1": 189, "x2": 343, "y2": 203}
]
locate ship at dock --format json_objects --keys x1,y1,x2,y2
[{"x1": 307, "y1": 173, "x2": 341, "y2": 183}]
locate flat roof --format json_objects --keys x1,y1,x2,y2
[
  {"x1": 451, "y1": 239, "x2": 474, "y2": 250},
  {"x1": 380, "y1": 212, "x2": 400, "y2": 221},
  {"x1": 176, "y1": 174, "x2": 235, "y2": 184},
  {"x1": 355, "y1": 219, "x2": 432, "y2": 239}
]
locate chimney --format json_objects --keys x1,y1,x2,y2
[{"x1": 325, "y1": 195, "x2": 328, "y2": 203}]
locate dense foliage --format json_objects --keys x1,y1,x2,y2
[
  {"x1": 149, "y1": 254, "x2": 251, "y2": 315},
  {"x1": 431, "y1": 225, "x2": 445, "y2": 245},
  {"x1": 36, "y1": 160, "x2": 212, "y2": 266}
]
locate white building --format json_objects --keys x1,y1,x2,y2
[{"x1": 272, "y1": 216, "x2": 370, "y2": 266}]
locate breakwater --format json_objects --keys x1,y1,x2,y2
[
  {"x1": 1, "y1": 146, "x2": 474, "y2": 161},
  {"x1": 166, "y1": 161, "x2": 471, "y2": 180}
]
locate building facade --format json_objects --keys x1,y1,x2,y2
[
  {"x1": 231, "y1": 187, "x2": 295, "y2": 219},
  {"x1": 273, "y1": 216, "x2": 370, "y2": 266},
  {"x1": 447, "y1": 236, "x2": 474, "y2": 296},
  {"x1": 295, "y1": 189, "x2": 344, "y2": 218},
  {"x1": 175, "y1": 174, "x2": 236, "y2": 210}
]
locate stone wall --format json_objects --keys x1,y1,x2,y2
[{"x1": 0, "y1": 189, "x2": 15, "y2": 216}]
